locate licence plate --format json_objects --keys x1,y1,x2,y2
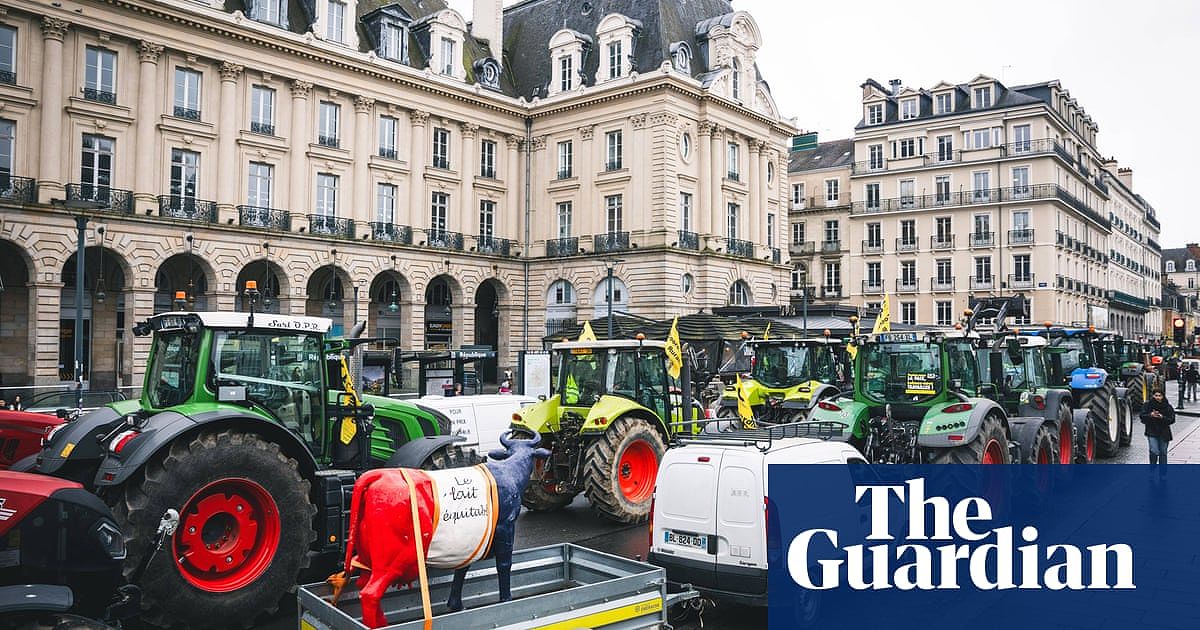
[
  {"x1": 877, "y1": 332, "x2": 918, "y2": 343},
  {"x1": 664, "y1": 530, "x2": 707, "y2": 550}
]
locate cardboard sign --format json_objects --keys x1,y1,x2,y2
[{"x1": 905, "y1": 372, "x2": 937, "y2": 395}]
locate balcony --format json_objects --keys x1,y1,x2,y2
[
  {"x1": 378, "y1": 147, "x2": 398, "y2": 160},
  {"x1": 770, "y1": 248, "x2": 781, "y2": 264},
  {"x1": 895, "y1": 238, "x2": 919, "y2": 253},
  {"x1": 173, "y1": 106, "x2": 201, "y2": 121},
  {"x1": 594, "y1": 231, "x2": 631, "y2": 253},
  {"x1": 65, "y1": 183, "x2": 134, "y2": 214},
  {"x1": 82, "y1": 87, "x2": 116, "y2": 104},
  {"x1": 546, "y1": 237, "x2": 579, "y2": 257},
  {"x1": 896, "y1": 278, "x2": 919, "y2": 293},
  {"x1": 820, "y1": 240, "x2": 842, "y2": 254},
  {"x1": 862, "y1": 280, "x2": 883, "y2": 295},
  {"x1": 1008, "y1": 273, "x2": 1035, "y2": 290},
  {"x1": 238, "y1": 205, "x2": 291, "y2": 230},
  {"x1": 556, "y1": 168, "x2": 573, "y2": 180},
  {"x1": 726, "y1": 238, "x2": 755, "y2": 259},
  {"x1": 727, "y1": 171, "x2": 740, "y2": 182},
  {"x1": 308, "y1": 214, "x2": 355, "y2": 239},
  {"x1": 1108, "y1": 290, "x2": 1150, "y2": 312},
  {"x1": 432, "y1": 156, "x2": 450, "y2": 170},
  {"x1": 677, "y1": 230, "x2": 700, "y2": 251},
  {"x1": 791, "y1": 241, "x2": 816, "y2": 256},
  {"x1": 850, "y1": 184, "x2": 1107, "y2": 227},
  {"x1": 0, "y1": 175, "x2": 36, "y2": 203},
  {"x1": 370, "y1": 222, "x2": 412, "y2": 244},
  {"x1": 605, "y1": 160, "x2": 622, "y2": 172},
  {"x1": 475, "y1": 235, "x2": 514, "y2": 256},
  {"x1": 250, "y1": 121, "x2": 275, "y2": 136},
  {"x1": 0, "y1": 70, "x2": 14, "y2": 85},
  {"x1": 850, "y1": 139, "x2": 1073, "y2": 174},
  {"x1": 969, "y1": 276, "x2": 995, "y2": 291},
  {"x1": 970, "y1": 232, "x2": 994, "y2": 248},
  {"x1": 861, "y1": 240, "x2": 883, "y2": 254},
  {"x1": 1146, "y1": 213, "x2": 1161, "y2": 230},
  {"x1": 822, "y1": 285, "x2": 843, "y2": 299},
  {"x1": 1008, "y1": 229, "x2": 1035, "y2": 245},
  {"x1": 157, "y1": 195, "x2": 217, "y2": 222},
  {"x1": 930, "y1": 235, "x2": 955, "y2": 250},
  {"x1": 317, "y1": 135, "x2": 340, "y2": 149},
  {"x1": 420, "y1": 229, "x2": 462, "y2": 250},
  {"x1": 931, "y1": 277, "x2": 955, "y2": 292}
]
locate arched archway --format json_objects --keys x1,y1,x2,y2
[
  {"x1": 60, "y1": 245, "x2": 130, "y2": 388},
  {"x1": 154, "y1": 252, "x2": 213, "y2": 313},
  {"x1": 235, "y1": 260, "x2": 287, "y2": 313},
  {"x1": 424, "y1": 275, "x2": 459, "y2": 350},
  {"x1": 473, "y1": 279, "x2": 508, "y2": 384},
  {"x1": 306, "y1": 265, "x2": 351, "y2": 336},
  {"x1": 592, "y1": 276, "x2": 630, "y2": 318},
  {"x1": 0, "y1": 239, "x2": 33, "y2": 387},
  {"x1": 368, "y1": 271, "x2": 410, "y2": 348},
  {"x1": 546, "y1": 279, "x2": 578, "y2": 337}
]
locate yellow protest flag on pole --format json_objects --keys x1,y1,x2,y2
[
  {"x1": 579, "y1": 320, "x2": 598, "y2": 342},
  {"x1": 872, "y1": 295, "x2": 892, "y2": 333},
  {"x1": 736, "y1": 373, "x2": 757, "y2": 430},
  {"x1": 763, "y1": 321, "x2": 772, "y2": 341},
  {"x1": 665, "y1": 316, "x2": 684, "y2": 379}
]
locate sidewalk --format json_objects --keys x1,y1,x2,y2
[{"x1": 1164, "y1": 379, "x2": 1200, "y2": 463}]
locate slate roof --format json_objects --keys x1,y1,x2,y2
[
  {"x1": 788, "y1": 138, "x2": 854, "y2": 174},
  {"x1": 1162, "y1": 247, "x2": 1200, "y2": 271},
  {"x1": 855, "y1": 77, "x2": 1044, "y2": 129}
]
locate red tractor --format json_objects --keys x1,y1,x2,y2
[{"x1": 0, "y1": 410, "x2": 63, "y2": 470}]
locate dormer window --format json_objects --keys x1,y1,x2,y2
[
  {"x1": 867, "y1": 103, "x2": 883, "y2": 125},
  {"x1": 326, "y1": 1, "x2": 346, "y2": 44},
  {"x1": 249, "y1": 0, "x2": 288, "y2": 28},
  {"x1": 607, "y1": 40, "x2": 623, "y2": 79},
  {"x1": 559, "y1": 55, "x2": 573, "y2": 91},
  {"x1": 973, "y1": 85, "x2": 993, "y2": 108},
  {"x1": 413, "y1": 9, "x2": 467, "y2": 81},
  {"x1": 1188, "y1": 260, "x2": 1197, "y2": 272},
  {"x1": 936, "y1": 92, "x2": 953, "y2": 114},
  {"x1": 670, "y1": 42, "x2": 691, "y2": 74},
  {"x1": 364, "y1": 5, "x2": 412, "y2": 63},
  {"x1": 596, "y1": 13, "x2": 639, "y2": 84},
  {"x1": 1166, "y1": 261, "x2": 1176, "y2": 272},
  {"x1": 440, "y1": 37, "x2": 456, "y2": 75},
  {"x1": 731, "y1": 58, "x2": 741, "y2": 101},
  {"x1": 901, "y1": 98, "x2": 917, "y2": 120},
  {"x1": 547, "y1": 29, "x2": 590, "y2": 96},
  {"x1": 380, "y1": 23, "x2": 406, "y2": 61}
]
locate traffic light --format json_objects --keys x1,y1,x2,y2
[{"x1": 1173, "y1": 317, "x2": 1186, "y2": 344}]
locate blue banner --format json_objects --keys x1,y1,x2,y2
[{"x1": 767, "y1": 465, "x2": 1200, "y2": 629}]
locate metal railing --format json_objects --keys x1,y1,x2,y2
[
  {"x1": 605, "y1": 160, "x2": 622, "y2": 171},
  {"x1": 557, "y1": 168, "x2": 573, "y2": 180},
  {"x1": 970, "y1": 232, "x2": 994, "y2": 247},
  {"x1": 930, "y1": 235, "x2": 954, "y2": 250},
  {"x1": 1107, "y1": 290, "x2": 1150, "y2": 310},
  {"x1": 237, "y1": 205, "x2": 291, "y2": 230},
  {"x1": 850, "y1": 184, "x2": 1109, "y2": 228},
  {"x1": 173, "y1": 106, "x2": 201, "y2": 121},
  {"x1": 895, "y1": 278, "x2": 919, "y2": 293},
  {"x1": 677, "y1": 230, "x2": 700, "y2": 251},
  {"x1": 771, "y1": 248, "x2": 781, "y2": 264},
  {"x1": 861, "y1": 240, "x2": 883, "y2": 254},
  {"x1": 475, "y1": 235, "x2": 514, "y2": 256},
  {"x1": 82, "y1": 87, "x2": 117, "y2": 104},
  {"x1": 931, "y1": 277, "x2": 955, "y2": 292},
  {"x1": 791, "y1": 241, "x2": 816, "y2": 255},
  {"x1": 726, "y1": 238, "x2": 755, "y2": 259},
  {"x1": 969, "y1": 276, "x2": 995, "y2": 290},
  {"x1": 594, "y1": 231, "x2": 631, "y2": 253},
  {"x1": 0, "y1": 175, "x2": 36, "y2": 203},
  {"x1": 370, "y1": 222, "x2": 412, "y2": 244},
  {"x1": 821, "y1": 240, "x2": 842, "y2": 254},
  {"x1": 727, "y1": 171, "x2": 740, "y2": 182},
  {"x1": 546, "y1": 237, "x2": 578, "y2": 257},
  {"x1": 378, "y1": 147, "x2": 398, "y2": 160},
  {"x1": 850, "y1": 138, "x2": 1075, "y2": 174},
  {"x1": 862, "y1": 280, "x2": 883, "y2": 295},
  {"x1": 896, "y1": 238, "x2": 918, "y2": 253},
  {"x1": 0, "y1": 70, "x2": 14, "y2": 85},
  {"x1": 424, "y1": 229, "x2": 464, "y2": 250},
  {"x1": 66, "y1": 183, "x2": 134, "y2": 214},
  {"x1": 250, "y1": 121, "x2": 275, "y2": 135},
  {"x1": 1008, "y1": 229, "x2": 1035, "y2": 245},
  {"x1": 317, "y1": 135, "x2": 340, "y2": 149},
  {"x1": 1008, "y1": 273, "x2": 1035, "y2": 289},
  {"x1": 308, "y1": 214, "x2": 355, "y2": 239},
  {"x1": 822, "y1": 285, "x2": 842, "y2": 298},
  {"x1": 157, "y1": 195, "x2": 217, "y2": 222},
  {"x1": 432, "y1": 156, "x2": 450, "y2": 169}
]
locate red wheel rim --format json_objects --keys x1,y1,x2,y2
[
  {"x1": 981, "y1": 439, "x2": 1005, "y2": 464},
  {"x1": 1037, "y1": 445, "x2": 1051, "y2": 464},
  {"x1": 174, "y1": 478, "x2": 281, "y2": 592},
  {"x1": 1086, "y1": 426, "x2": 1096, "y2": 462},
  {"x1": 1059, "y1": 422, "x2": 1073, "y2": 464},
  {"x1": 617, "y1": 439, "x2": 658, "y2": 503}
]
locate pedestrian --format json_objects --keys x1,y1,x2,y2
[
  {"x1": 1139, "y1": 389, "x2": 1175, "y2": 474},
  {"x1": 8, "y1": 394, "x2": 22, "y2": 411},
  {"x1": 1188, "y1": 364, "x2": 1199, "y2": 401},
  {"x1": 1177, "y1": 365, "x2": 1187, "y2": 409},
  {"x1": 0, "y1": 398, "x2": 6, "y2": 410}
]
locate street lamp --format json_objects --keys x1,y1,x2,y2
[
  {"x1": 604, "y1": 259, "x2": 625, "y2": 339},
  {"x1": 56, "y1": 198, "x2": 108, "y2": 409}
]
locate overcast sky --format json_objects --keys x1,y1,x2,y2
[{"x1": 449, "y1": 0, "x2": 1199, "y2": 247}]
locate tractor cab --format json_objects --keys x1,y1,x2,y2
[
  {"x1": 552, "y1": 339, "x2": 678, "y2": 427},
  {"x1": 1019, "y1": 326, "x2": 1109, "y2": 387},
  {"x1": 718, "y1": 337, "x2": 848, "y2": 424},
  {"x1": 856, "y1": 329, "x2": 987, "y2": 407}
]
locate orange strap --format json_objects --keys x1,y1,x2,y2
[{"x1": 399, "y1": 469, "x2": 433, "y2": 630}]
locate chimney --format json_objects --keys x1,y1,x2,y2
[
  {"x1": 1188, "y1": 243, "x2": 1200, "y2": 260},
  {"x1": 889, "y1": 79, "x2": 902, "y2": 95},
  {"x1": 1117, "y1": 167, "x2": 1133, "y2": 191},
  {"x1": 472, "y1": 0, "x2": 503, "y2": 63}
]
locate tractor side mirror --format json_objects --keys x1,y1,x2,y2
[
  {"x1": 988, "y1": 352, "x2": 1005, "y2": 393},
  {"x1": 1005, "y1": 339, "x2": 1023, "y2": 364}
]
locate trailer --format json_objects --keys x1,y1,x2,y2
[{"x1": 298, "y1": 544, "x2": 697, "y2": 630}]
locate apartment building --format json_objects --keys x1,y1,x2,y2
[
  {"x1": 0, "y1": 0, "x2": 793, "y2": 388},
  {"x1": 1163, "y1": 244, "x2": 1200, "y2": 315},
  {"x1": 785, "y1": 134, "x2": 852, "y2": 307},
  {"x1": 788, "y1": 75, "x2": 1161, "y2": 331},
  {"x1": 1102, "y1": 162, "x2": 1162, "y2": 338}
]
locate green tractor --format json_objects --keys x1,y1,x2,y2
[
  {"x1": 511, "y1": 338, "x2": 695, "y2": 523},
  {"x1": 30, "y1": 309, "x2": 473, "y2": 627},
  {"x1": 809, "y1": 328, "x2": 1012, "y2": 464},
  {"x1": 1095, "y1": 335, "x2": 1166, "y2": 415},
  {"x1": 717, "y1": 336, "x2": 849, "y2": 425}
]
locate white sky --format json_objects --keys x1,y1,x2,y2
[{"x1": 449, "y1": 0, "x2": 1199, "y2": 247}]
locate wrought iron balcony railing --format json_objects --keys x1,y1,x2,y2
[
  {"x1": 820, "y1": 240, "x2": 842, "y2": 254},
  {"x1": 896, "y1": 278, "x2": 919, "y2": 293},
  {"x1": 931, "y1": 235, "x2": 955, "y2": 250},
  {"x1": 0, "y1": 175, "x2": 36, "y2": 203},
  {"x1": 850, "y1": 138, "x2": 1076, "y2": 174},
  {"x1": 931, "y1": 277, "x2": 955, "y2": 292},
  {"x1": 82, "y1": 87, "x2": 117, "y2": 104},
  {"x1": 432, "y1": 156, "x2": 450, "y2": 170},
  {"x1": 862, "y1": 280, "x2": 883, "y2": 295},
  {"x1": 594, "y1": 231, "x2": 631, "y2": 253},
  {"x1": 861, "y1": 240, "x2": 883, "y2": 254},
  {"x1": 173, "y1": 106, "x2": 201, "y2": 121},
  {"x1": 791, "y1": 241, "x2": 816, "y2": 255},
  {"x1": 66, "y1": 183, "x2": 133, "y2": 214},
  {"x1": 157, "y1": 195, "x2": 217, "y2": 222},
  {"x1": 475, "y1": 235, "x2": 514, "y2": 256},
  {"x1": 317, "y1": 135, "x2": 340, "y2": 149},
  {"x1": 605, "y1": 160, "x2": 623, "y2": 172},
  {"x1": 546, "y1": 237, "x2": 578, "y2": 257},
  {"x1": 424, "y1": 229, "x2": 464, "y2": 251},
  {"x1": 557, "y1": 168, "x2": 573, "y2": 180},
  {"x1": 1008, "y1": 273, "x2": 1036, "y2": 289},
  {"x1": 970, "y1": 232, "x2": 995, "y2": 247},
  {"x1": 0, "y1": 70, "x2": 16, "y2": 85},
  {"x1": 726, "y1": 237, "x2": 755, "y2": 259},
  {"x1": 308, "y1": 214, "x2": 355, "y2": 239},
  {"x1": 1008, "y1": 229, "x2": 1035, "y2": 245},
  {"x1": 896, "y1": 238, "x2": 919, "y2": 253},
  {"x1": 677, "y1": 230, "x2": 700, "y2": 251},
  {"x1": 370, "y1": 222, "x2": 412, "y2": 244},
  {"x1": 378, "y1": 147, "x2": 398, "y2": 160},
  {"x1": 822, "y1": 285, "x2": 843, "y2": 298},
  {"x1": 238, "y1": 205, "x2": 291, "y2": 230},
  {"x1": 851, "y1": 184, "x2": 1109, "y2": 229},
  {"x1": 250, "y1": 121, "x2": 275, "y2": 135},
  {"x1": 969, "y1": 275, "x2": 995, "y2": 291}
]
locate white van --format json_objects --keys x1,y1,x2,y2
[
  {"x1": 648, "y1": 435, "x2": 866, "y2": 608},
  {"x1": 413, "y1": 394, "x2": 539, "y2": 454}
]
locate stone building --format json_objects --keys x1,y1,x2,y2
[{"x1": 0, "y1": 0, "x2": 794, "y2": 389}]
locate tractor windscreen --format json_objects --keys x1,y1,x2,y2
[
  {"x1": 147, "y1": 331, "x2": 199, "y2": 408},
  {"x1": 751, "y1": 345, "x2": 833, "y2": 388},
  {"x1": 861, "y1": 342, "x2": 941, "y2": 403},
  {"x1": 560, "y1": 350, "x2": 605, "y2": 406},
  {"x1": 210, "y1": 331, "x2": 323, "y2": 437},
  {"x1": 1053, "y1": 336, "x2": 1092, "y2": 374}
]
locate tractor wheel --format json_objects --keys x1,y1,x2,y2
[
  {"x1": 928, "y1": 413, "x2": 1011, "y2": 464},
  {"x1": 1078, "y1": 381, "x2": 1120, "y2": 458},
  {"x1": 1021, "y1": 423, "x2": 1056, "y2": 464},
  {"x1": 421, "y1": 444, "x2": 481, "y2": 470},
  {"x1": 114, "y1": 431, "x2": 315, "y2": 629},
  {"x1": 1075, "y1": 416, "x2": 1097, "y2": 464},
  {"x1": 584, "y1": 417, "x2": 666, "y2": 524},
  {"x1": 521, "y1": 458, "x2": 577, "y2": 512},
  {"x1": 1054, "y1": 403, "x2": 1074, "y2": 464},
  {"x1": 1127, "y1": 374, "x2": 1146, "y2": 415}
]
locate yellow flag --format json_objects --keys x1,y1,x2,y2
[
  {"x1": 665, "y1": 317, "x2": 683, "y2": 379},
  {"x1": 337, "y1": 356, "x2": 361, "y2": 445},
  {"x1": 847, "y1": 315, "x2": 862, "y2": 360},
  {"x1": 736, "y1": 374, "x2": 757, "y2": 430},
  {"x1": 872, "y1": 295, "x2": 892, "y2": 334},
  {"x1": 579, "y1": 320, "x2": 598, "y2": 342},
  {"x1": 762, "y1": 322, "x2": 772, "y2": 341}
]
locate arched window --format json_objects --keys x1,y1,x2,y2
[
  {"x1": 592, "y1": 277, "x2": 630, "y2": 317},
  {"x1": 1166, "y1": 261, "x2": 1176, "y2": 272},
  {"x1": 728, "y1": 280, "x2": 751, "y2": 306},
  {"x1": 731, "y1": 58, "x2": 741, "y2": 101},
  {"x1": 1188, "y1": 260, "x2": 1196, "y2": 272},
  {"x1": 546, "y1": 279, "x2": 577, "y2": 337},
  {"x1": 548, "y1": 279, "x2": 575, "y2": 305}
]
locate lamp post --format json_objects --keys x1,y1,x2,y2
[
  {"x1": 801, "y1": 267, "x2": 809, "y2": 336},
  {"x1": 57, "y1": 198, "x2": 107, "y2": 409},
  {"x1": 604, "y1": 259, "x2": 624, "y2": 339}
]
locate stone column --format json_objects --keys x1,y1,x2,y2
[
  {"x1": 288, "y1": 80, "x2": 313, "y2": 219},
  {"x1": 709, "y1": 124, "x2": 724, "y2": 245},
  {"x1": 505, "y1": 134, "x2": 521, "y2": 245},
  {"x1": 747, "y1": 138, "x2": 759, "y2": 251},
  {"x1": 37, "y1": 18, "x2": 69, "y2": 203},
  {"x1": 758, "y1": 142, "x2": 771, "y2": 252},
  {"x1": 410, "y1": 298, "x2": 427, "y2": 352},
  {"x1": 353, "y1": 96, "x2": 374, "y2": 228},
  {"x1": 696, "y1": 123, "x2": 713, "y2": 240},
  {"x1": 529, "y1": 135, "x2": 546, "y2": 238},
  {"x1": 217, "y1": 62, "x2": 243, "y2": 221},
  {"x1": 578, "y1": 125, "x2": 595, "y2": 237},
  {"x1": 460, "y1": 123, "x2": 478, "y2": 238},
  {"x1": 126, "y1": 287, "x2": 158, "y2": 387},
  {"x1": 133, "y1": 41, "x2": 163, "y2": 213},
  {"x1": 28, "y1": 282, "x2": 63, "y2": 384},
  {"x1": 408, "y1": 110, "x2": 429, "y2": 231},
  {"x1": 628, "y1": 114, "x2": 647, "y2": 234}
]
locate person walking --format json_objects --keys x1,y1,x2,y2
[
  {"x1": 1188, "y1": 364, "x2": 1199, "y2": 401},
  {"x1": 1177, "y1": 364, "x2": 1188, "y2": 409},
  {"x1": 1139, "y1": 389, "x2": 1175, "y2": 474}
]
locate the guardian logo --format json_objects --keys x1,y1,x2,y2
[{"x1": 787, "y1": 478, "x2": 1135, "y2": 591}]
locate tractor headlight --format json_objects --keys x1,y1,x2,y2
[{"x1": 93, "y1": 519, "x2": 127, "y2": 561}]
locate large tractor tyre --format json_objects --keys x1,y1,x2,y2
[
  {"x1": 1077, "y1": 381, "x2": 1120, "y2": 458},
  {"x1": 1126, "y1": 374, "x2": 1146, "y2": 414},
  {"x1": 1075, "y1": 418, "x2": 1097, "y2": 464},
  {"x1": 928, "y1": 414, "x2": 1011, "y2": 465},
  {"x1": 113, "y1": 431, "x2": 316, "y2": 629},
  {"x1": 1054, "y1": 403, "x2": 1074, "y2": 464},
  {"x1": 584, "y1": 417, "x2": 667, "y2": 524},
  {"x1": 1118, "y1": 396, "x2": 1134, "y2": 447},
  {"x1": 421, "y1": 444, "x2": 481, "y2": 470},
  {"x1": 1021, "y1": 424, "x2": 1056, "y2": 465}
]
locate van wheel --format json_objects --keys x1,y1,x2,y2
[{"x1": 584, "y1": 417, "x2": 665, "y2": 524}]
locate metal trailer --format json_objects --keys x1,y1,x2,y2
[{"x1": 298, "y1": 544, "x2": 697, "y2": 630}]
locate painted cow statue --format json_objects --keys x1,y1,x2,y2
[{"x1": 330, "y1": 431, "x2": 550, "y2": 628}]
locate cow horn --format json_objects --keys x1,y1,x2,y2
[
  {"x1": 525, "y1": 430, "x2": 542, "y2": 447},
  {"x1": 499, "y1": 430, "x2": 513, "y2": 448}
]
